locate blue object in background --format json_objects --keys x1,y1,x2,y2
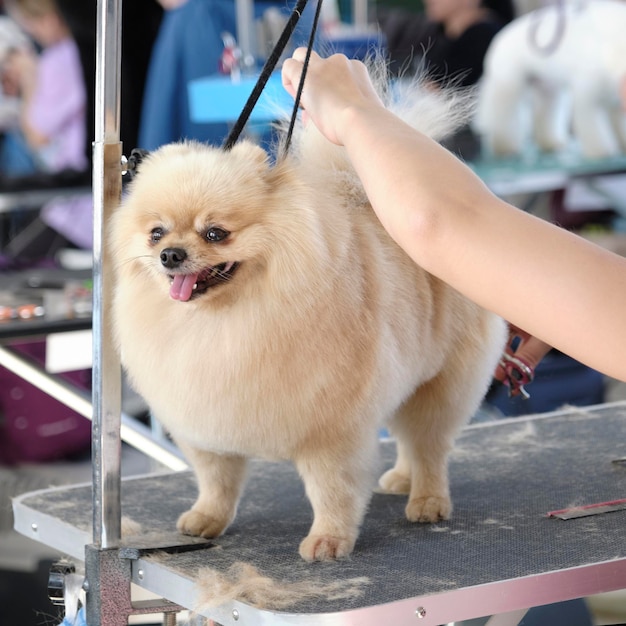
[
  {"x1": 320, "y1": 29, "x2": 387, "y2": 60},
  {"x1": 139, "y1": 0, "x2": 317, "y2": 150},
  {"x1": 59, "y1": 608, "x2": 87, "y2": 626},
  {"x1": 521, "y1": 599, "x2": 594, "y2": 625},
  {"x1": 188, "y1": 72, "x2": 291, "y2": 124},
  {"x1": 462, "y1": 599, "x2": 593, "y2": 626},
  {"x1": 0, "y1": 130, "x2": 39, "y2": 176},
  {"x1": 185, "y1": 29, "x2": 387, "y2": 143}
]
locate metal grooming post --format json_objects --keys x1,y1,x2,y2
[
  {"x1": 91, "y1": 0, "x2": 123, "y2": 558},
  {"x1": 85, "y1": 3, "x2": 184, "y2": 623},
  {"x1": 85, "y1": 0, "x2": 125, "y2": 623}
]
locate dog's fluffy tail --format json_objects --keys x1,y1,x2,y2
[
  {"x1": 384, "y1": 71, "x2": 476, "y2": 142},
  {"x1": 279, "y1": 54, "x2": 475, "y2": 195}
]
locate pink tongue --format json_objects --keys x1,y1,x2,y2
[{"x1": 170, "y1": 273, "x2": 200, "y2": 301}]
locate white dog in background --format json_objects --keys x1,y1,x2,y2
[{"x1": 476, "y1": 0, "x2": 626, "y2": 158}]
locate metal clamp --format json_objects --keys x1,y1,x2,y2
[{"x1": 121, "y1": 148, "x2": 150, "y2": 181}]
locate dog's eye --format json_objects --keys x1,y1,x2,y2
[
  {"x1": 150, "y1": 227, "x2": 164, "y2": 244},
  {"x1": 206, "y1": 227, "x2": 229, "y2": 242}
]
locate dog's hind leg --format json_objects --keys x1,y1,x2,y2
[
  {"x1": 378, "y1": 437, "x2": 411, "y2": 495},
  {"x1": 295, "y1": 431, "x2": 379, "y2": 561},
  {"x1": 384, "y1": 330, "x2": 500, "y2": 523},
  {"x1": 384, "y1": 383, "x2": 458, "y2": 523},
  {"x1": 175, "y1": 441, "x2": 248, "y2": 538}
]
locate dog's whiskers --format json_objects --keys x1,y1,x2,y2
[
  {"x1": 215, "y1": 266, "x2": 234, "y2": 281},
  {"x1": 119, "y1": 254, "x2": 153, "y2": 268}
]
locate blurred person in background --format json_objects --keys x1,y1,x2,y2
[
  {"x1": 420, "y1": 0, "x2": 514, "y2": 88},
  {"x1": 378, "y1": 0, "x2": 514, "y2": 159},
  {"x1": 1, "y1": 0, "x2": 87, "y2": 178},
  {"x1": 379, "y1": 0, "x2": 514, "y2": 86}
]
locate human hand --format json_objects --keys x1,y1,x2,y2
[
  {"x1": 494, "y1": 324, "x2": 552, "y2": 398},
  {"x1": 1, "y1": 62, "x2": 19, "y2": 97},
  {"x1": 281, "y1": 49, "x2": 384, "y2": 146},
  {"x1": 3, "y1": 48, "x2": 37, "y2": 98}
]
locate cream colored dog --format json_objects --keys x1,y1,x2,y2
[
  {"x1": 477, "y1": 0, "x2": 626, "y2": 158},
  {"x1": 110, "y1": 71, "x2": 507, "y2": 561}
]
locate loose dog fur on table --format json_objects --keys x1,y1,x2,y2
[{"x1": 109, "y1": 63, "x2": 507, "y2": 562}]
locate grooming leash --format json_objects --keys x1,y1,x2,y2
[
  {"x1": 280, "y1": 0, "x2": 324, "y2": 156},
  {"x1": 222, "y1": 0, "x2": 323, "y2": 154},
  {"x1": 123, "y1": 0, "x2": 323, "y2": 179}
]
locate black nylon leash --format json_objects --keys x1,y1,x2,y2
[
  {"x1": 123, "y1": 0, "x2": 321, "y2": 180},
  {"x1": 281, "y1": 0, "x2": 324, "y2": 156},
  {"x1": 222, "y1": 0, "x2": 322, "y2": 152}
]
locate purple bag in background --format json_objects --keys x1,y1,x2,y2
[{"x1": 0, "y1": 340, "x2": 92, "y2": 465}]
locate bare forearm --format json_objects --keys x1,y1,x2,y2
[
  {"x1": 341, "y1": 106, "x2": 626, "y2": 380},
  {"x1": 281, "y1": 50, "x2": 626, "y2": 381}
]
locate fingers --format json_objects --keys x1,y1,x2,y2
[
  {"x1": 291, "y1": 46, "x2": 317, "y2": 62},
  {"x1": 280, "y1": 58, "x2": 300, "y2": 99},
  {"x1": 511, "y1": 335, "x2": 551, "y2": 373},
  {"x1": 281, "y1": 50, "x2": 382, "y2": 146},
  {"x1": 504, "y1": 325, "x2": 551, "y2": 371},
  {"x1": 494, "y1": 325, "x2": 552, "y2": 397},
  {"x1": 282, "y1": 49, "x2": 316, "y2": 97}
]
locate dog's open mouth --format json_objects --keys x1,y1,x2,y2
[{"x1": 168, "y1": 261, "x2": 239, "y2": 302}]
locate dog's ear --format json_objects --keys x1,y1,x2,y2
[{"x1": 229, "y1": 142, "x2": 270, "y2": 168}]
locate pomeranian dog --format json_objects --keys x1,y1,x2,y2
[{"x1": 109, "y1": 66, "x2": 507, "y2": 562}]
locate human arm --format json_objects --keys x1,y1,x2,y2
[{"x1": 281, "y1": 50, "x2": 626, "y2": 382}]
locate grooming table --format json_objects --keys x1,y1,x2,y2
[{"x1": 13, "y1": 402, "x2": 626, "y2": 625}]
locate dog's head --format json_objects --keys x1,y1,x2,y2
[{"x1": 109, "y1": 140, "x2": 325, "y2": 307}]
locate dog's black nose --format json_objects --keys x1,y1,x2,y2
[{"x1": 160, "y1": 247, "x2": 187, "y2": 269}]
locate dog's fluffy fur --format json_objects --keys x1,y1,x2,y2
[{"x1": 110, "y1": 67, "x2": 507, "y2": 561}]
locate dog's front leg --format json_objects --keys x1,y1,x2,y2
[
  {"x1": 295, "y1": 442, "x2": 376, "y2": 562},
  {"x1": 175, "y1": 441, "x2": 247, "y2": 539}
]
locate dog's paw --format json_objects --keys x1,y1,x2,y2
[
  {"x1": 176, "y1": 509, "x2": 229, "y2": 538},
  {"x1": 405, "y1": 496, "x2": 451, "y2": 523},
  {"x1": 377, "y1": 468, "x2": 410, "y2": 494},
  {"x1": 298, "y1": 534, "x2": 355, "y2": 561}
]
